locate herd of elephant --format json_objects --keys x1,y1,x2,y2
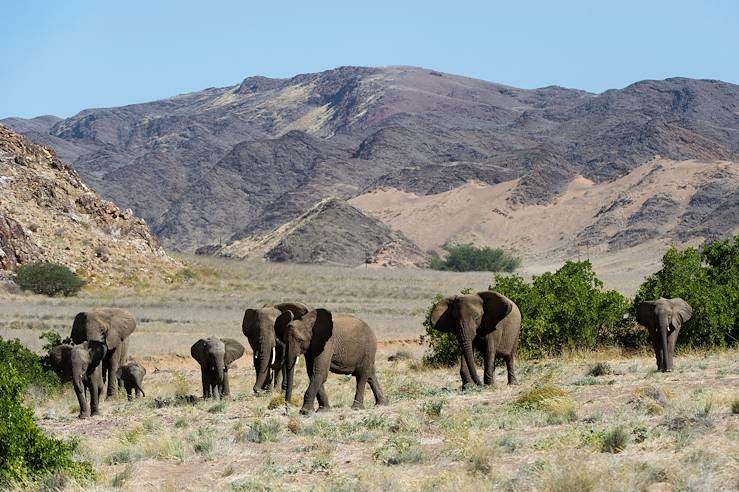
[{"x1": 46, "y1": 293, "x2": 692, "y2": 419}]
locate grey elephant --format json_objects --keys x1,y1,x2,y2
[
  {"x1": 636, "y1": 297, "x2": 692, "y2": 372},
  {"x1": 431, "y1": 290, "x2": 521, "y2": 387},
  {"x1": 191, "y1": 337, "x2": 245, "y2": 399},
  {"x1": 48, "y1": 342, "x2": 106, "y2": 418},
  {"x1": 71, "y1": 308, "x2": 136, "y2": 399},
  {"x1": 116, "y1": 362, "x2": 146, "y2": 400},
  {"x1": 242, "y1": 302, "x2": 311, "y2": 394},
  {"x1": 283, "y1": 309, "x2": 387, "y2": 414}
]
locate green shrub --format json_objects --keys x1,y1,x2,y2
[
  {"x1": 0, "y1": 363, "x2": 95, "y2": 485},
  {"x1": 601, "y1": 426, "x2": 628, "y2": 453},
  {"x1": 430, "y1": 244, "x2": 520, "y2": 272},
  {"x1": 16, "y1": 262, "x2": 84, "y2": 297},
  {"x1": 373, "y1": 436, "x2": 426, "y2": 465},
  {"x1": 494, "y1": 261, "x2": 633, "y2": 356},
  {"x1": 0, "y1": 337, "x2": 60, "y2": 391},
  {"x1": 635, "y1": 239, "x2": 739, "y2": 348}
]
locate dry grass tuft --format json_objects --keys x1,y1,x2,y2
[
  {"x1": 267, "y1": 394, "x2": 302, "y2": 409},
  {"x1": 515, "y1": 385, "x2": 577, "y2": 423}
]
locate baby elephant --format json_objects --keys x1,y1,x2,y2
[
  {"x1": 116, "y1": 362, "x2": 146, "y2": 400},
  {"x1": 47, "y1": 341, "x2": 107, "y2": 418},
  {"x1": 191, "y1": 336, "x2": 245, "y2": 399},
  {"x1": 281, "y1": 308, "x2": 387, "y2": 414}
]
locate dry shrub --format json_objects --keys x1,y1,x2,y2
[
  {"x1": 515, "y1": 385, "x2": 577, "y2": 423},
  {"x1": 267, "y1": 394, "x2": 302, "y2": 409}
]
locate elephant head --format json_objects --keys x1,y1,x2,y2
[
  {"x1": 430, "y1": 291, "x2": 515, "y2": 386},
  {"x1": 283, "y1": 308, "x2": 333, "y2": 405},
  {"x1": 636, "y1": 297, "x2": 692, "y2": 372},
  {"x1": 191, "y1": 337, "x2": 245, "y2": 397},
  {"x1": 71, "y1": 308, "x2": 136, "y2": 350},
  {"x1": 242, "y1": 302, "x2": 310, "y2": 394},
  {"x1": 48, "y1": 341, "x2": 107, "y2": 417}
]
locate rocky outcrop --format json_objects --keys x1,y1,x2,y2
[
  {"x1": 209, "y1": 197, "x2": 428, "y2": 267},
  {"x1": 0, "y1": 125, "x2": 178, "y2": 286}
]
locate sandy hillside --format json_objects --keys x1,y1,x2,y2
[{"x1": 351, "y1": 159, "x2": 739, "y2": 294}]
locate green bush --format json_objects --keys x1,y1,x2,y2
[
  {"x1": 0, "y1": 337, "x2": 60, "y2": 391},
  {"x1": 16, "y1": 262, "x2": 84, "y2": 297},
  {"x1": 0, "y1": 363, "x2": 95, "y2": 485},
  {"x1": 430, "y1": 244, "x2": 520, "y2": 272},
  {"x1": 635, "y1": 239, "x2": 739, "y2": 348},
  {"x1": 494, "y1": 261, "x2": 633, "y2": 356}
]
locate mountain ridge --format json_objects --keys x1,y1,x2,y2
[{"x1": 3, "y1": 66, "x2": 738, "y2": 267}]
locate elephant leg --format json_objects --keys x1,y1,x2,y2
[
  {"x1": 666, "y1": 329, "x2": 679, "y2": 372},
  {"x1": 89, "y1": 376, "x2": 101, "y2": 417},
  {"x1": 352, "y1": 373, "x2": 368, "y2": 409},
  {"x1": 505, "y1": 353, "x2": 518, "y2": 385},
  {"x1": 482, "y1": 336, "x2": 496, "y2": 385},
  {"x1": 458, "y1": 333, "x2": 482, "y2": 386},
  {"x1": 368, "y1": 369, "x2": 387, "y2": 406},
  {"x1": 316, "y1": 383, "x2": 331, "y2": 412},
  {"x1": 650, "y1": 329, "x2": 663, "y2": 371},
  {"x1": 222, "y1": 370, "x2": 231, "y2": 397},
  {"x1": 201, "y1": 370, "x2": 210, "y2": 399},
  {"x1": 73, "y1": 378, "x2": 90, "y2": 419},
  {"x1": 459, "y1": 356, "x2": 472, "y2": 387},
  {"x1": 125, "y1": 382, "x2": 133, "y2": 401},
  {"x1": 302, "y1": 356, "x2": 329, "y2": 414},
  {"x1": 107, "y1": 353, "x2": 120, "y2": 399}
]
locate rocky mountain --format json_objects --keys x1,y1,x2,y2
[
  {"x1": 3, "y1": 66, "x2": 738, "y2": 267},
  {"x1": 0, "y1": 125, "x2": 178, "y2": 287},
  {"x1": 209, "y1": 197, "x2": 428, "y2": 267}
]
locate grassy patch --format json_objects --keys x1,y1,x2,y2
[
  {"x1": 515, "y1": 385, "x2": 577, "y2": 424},
  {"x1": 373, "y1": 436, "x2": 426, "y2": 466},
  {"x1": 601, "y1": 426, "x2": 628, "y2": 453}
]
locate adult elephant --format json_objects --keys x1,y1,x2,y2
[
  {"x1": 48, "y1": 342, "x2": 106, "y2": 418},
  {"x1": 431, "y1": 291, "x2": 521, "y2": 387},
  {"x1": 191, "y1": 337, "x2": 245, "y2": 399},
  {"x1": 283, "y1": 308, "x2": 387, "y2": 414},
  {"x1": 71, "y1": 308, "x2": 136, "y2": 399},
  {"x1": 242, "y1": 302, "x2": 311, "y2": 394},
  {"x1": 636, "y1": 298, "x2": 692, "y2": 372}
]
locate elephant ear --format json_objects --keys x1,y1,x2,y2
[
  {"x1": 84, "y1": 341, "x2": 107, "y2": 369},
  {"x1": 115, "y1": 367, "x2": 125, "y2": 379},
  {"x1": 274, "y1": 310, "x2": 294, "y2": 344},
  {"x1": 191, "y1": 339, "x2": 208, "y2": 366},
  {"x1": 309, "y1": 309, "x2": 334, "y2": 353},
  {"x1": 430, "y1": 297, "x2": 456, "y2": 333},
  {"x1": 221, "y1": 338, "x2": 246, "y2": 366},
  {"x1": 102, "y1": 309, "x2": 136, "y2": 350},
  {"x1": 636, "y1": 301, "x2": 656, "y2": 327},
  {"x1": 478, "y1": 291, "x2": 513, "y2": 334},
  {"x1": 70, "y1": 312, "x2": 91, "y2": 344},
  {"x1": 275, "y1": 302, "x2": 311, "y2": 319},
  {"x1": 242, "y1": 309, "x2": 259, "y2": 336},
  {"x1": 670, "y1": 298, "x2": 693, "y2": 327}
]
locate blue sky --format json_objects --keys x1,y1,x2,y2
[{"x1": 2, "y1": 0, "x2": 737, "y2": 118}]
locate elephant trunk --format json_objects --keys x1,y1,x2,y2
[
  {"x1": 285, "y1": 345, "x2": 297, "y2": 405},
  {"x1": 460, "y1": 330, "x2": 482, "y2": 386},
  {"x1": 253, "y1": 347, "x2": 272, "y2": 394},
  {"x1": 659, "y1": 319, "x2": 670, "y2": 372}
]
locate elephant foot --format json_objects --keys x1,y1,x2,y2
[
  {"x1": 508, "y1": 378, "x2": 519, "y2": 386},
  {"x1": 77, "y1": 413, "x2": 89, "y2": 419},
  {"x1": 351, "y1": 401, "x2": 365, "y2": 410},
  {"x1": 299, "y1": 407, "x2": 315, "y2": 415},
  {"x1": 375, "y1": 398, "x2": 388, "y2": 406},
  {"x1": 91, "y1": 410, "x2": 100, "y2": 417},
  {"x1": 316, "y1": 405, "x2": 331, "y2": 413}
]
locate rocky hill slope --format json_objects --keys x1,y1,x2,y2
[
  {"x1": 208, "y1": 197, "x2": 428, "y2": 267},
  {"x1": 0, "y1": 125, "x2": 178, "y2": 287},
  {"x1": 4, "y1": 66, "x2": 738, "y2": 268}
]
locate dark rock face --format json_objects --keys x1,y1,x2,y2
[
  {"x1": 218, "y1": 198, "x2": 428, "y2": 267},
  {"x1": 4, "y1": 67, "x2": 739, "y2": 254}
]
